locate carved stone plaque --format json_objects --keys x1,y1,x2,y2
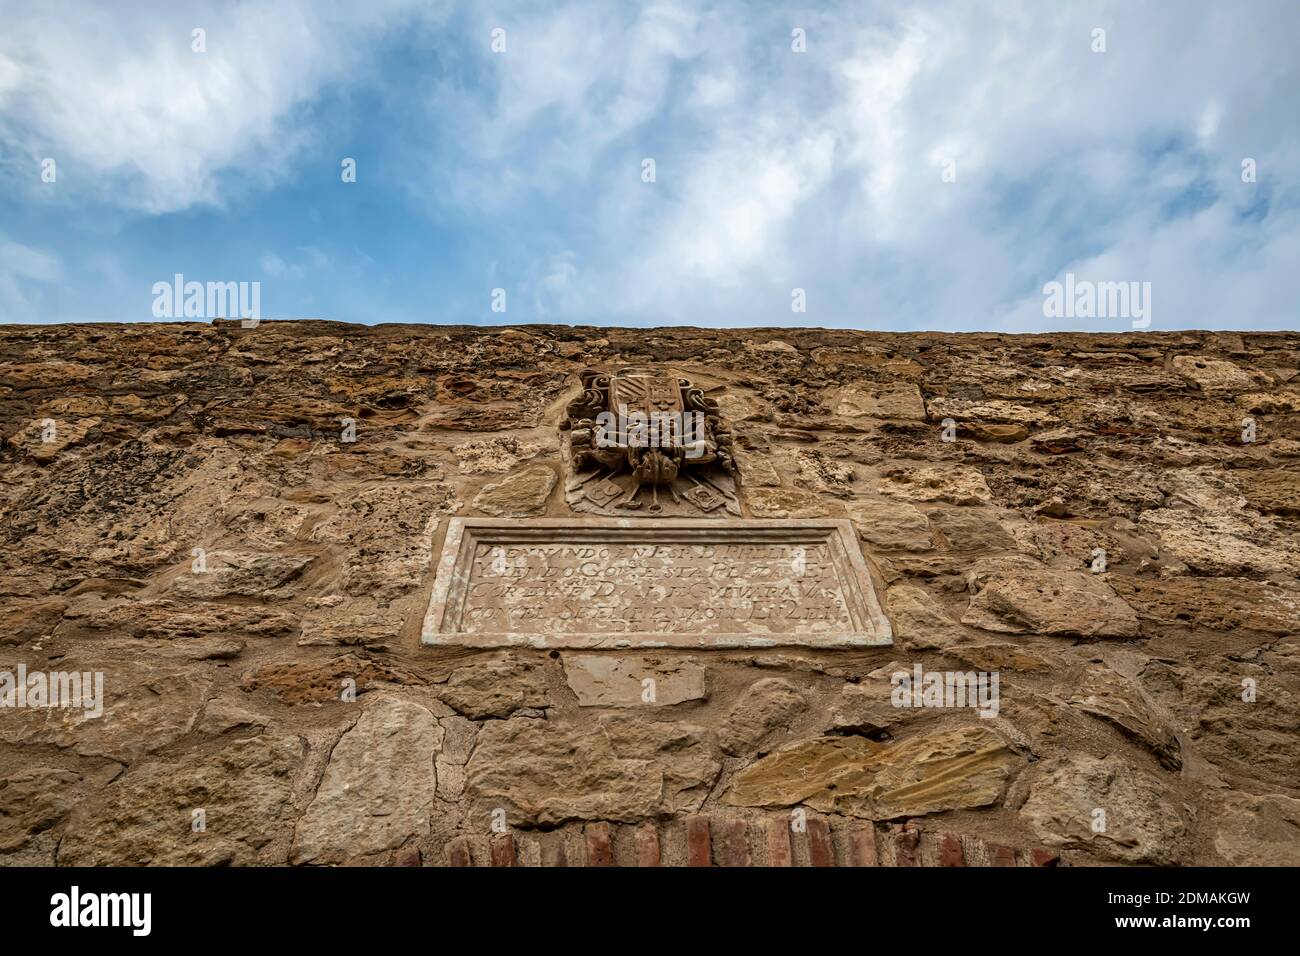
[{"x1": 422, "y1": 518, "x2": 892, "y2": 649}]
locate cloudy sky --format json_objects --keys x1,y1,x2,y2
[{"x1": 0, "y1": 0, "x2": 1296, "y2": 330}]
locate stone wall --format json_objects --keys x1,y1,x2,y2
[{"x1": 1, "y1": 321, "x2": 1297, "y2": 866}]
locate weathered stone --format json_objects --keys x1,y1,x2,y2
[
  {"x1": 1236, "y1": 468, "x2": 1300, "y2": 515},
  {"x1": 846, "y1": 499, "x2": 933, "y2": 552},
  {"x1": 1150, "y1": 658, "x2": 1300, "y2": 794},
  {"x1": 0, "y1": 597, "x2": 65, "y2": 644},
  {"x1": 744, "y1": 487, "x2": 833, "y2": 518},
  {"x1": 886, "y1": 584, "x2": 968, "y2": 650},
  {"x1": 1029, "y1": 427, "x2": 1087, "y2": 454},
  {"x1": 962, "y1": 568, "x2": 1139, "y2": 638},
  {"x1": 3, "y1": 322, "x2": 1299, "y2": 869},
  {"x1": 929, "y1": 509, "x2": 1016, "y2": 552},
  {"x1": 719, "y1": 678, "x2": 806, "y2": 755},
  {"x1": 59, "y1": 735, "x2": 303, "y2": 865},
  {"x1": 827, "y1": 679, "x2": 901, "y2": 736},
  {"x1": 791, "y1": 450, "x2": 856, "y2": 496},
  {"x1": 562, "y1": 655, "x2": 706, "y2": 707},
  {"x1": 197, "y1": 698, "x2": 268, "y2": 736},
  {"x1": 241, "y1": 654, "x2": 421, "y2": 706},
  {"x1": 309, "y1": 483, "x2": 460, "y2": 600},
  {"x1": 1171, "y1": 355, "x2": 1256, "y2": 392},
  {"x1": 1069, "y1": 665, "x2": 1181, "y2": 769},
  {"x1": 438, "y1": 715, "x2": 478, "y2": 764},
  {"x1": 724, "y1": 725, "x2": 1022, "y2": 820},
  {"x1": 60, "y1": 594, "x2": 298, "y2": 641},
  {"x1": 964, "y1": 422, "x2": 1029, "y2": 443},
  {"x1": 1111, "y1": 577, "x2": 1300, "y2": 634},
  {"x1": 452, "y1": 436, "x2": 542, "y2": 475},
  {"x1": 0, "y1": 667, "x2": 208, "y2": 765},
  {"x1": 1138, "y1": 508, "x2": 1296, "y2": 576},
  {"x1": 927, "y1": 397, "x2": 1053, "y2": 426},
  {"x1": 733, "y1": 450, "x2": 781, "y2": 486},
  {"x1": 833, "y1": 382, "x2": 926, "y2": 420},
  {"x1": 292, "y1": 698, "x2": 441, "y2": 865},
  {"x1": 0, "y1": 767, "x2": 81, "y2": 852},
  {"x1": 436, "y1": 657, "x2": 550, "y2": 718},
  {"x1": 297, "y1": 603, "x2": 404, "y2": 651},
  {"x1": 6, "y1": 416, "x2": 100, "y2": 462},
  {"x1": 879, "y1": 465, "x2": 993, "y2": 505},
  {"x1": 168, "y1": 553, "x2": 313, "y2": 599},
  {"x1": 1020, "y1": 754, "x2": 1189, "y2": 864},
  {"x1": 466, "y1": 716, "x2": 720, "y2": 825},
  {"x1": 471, "y1": 465, "x2": 556, "y2": 516},
  {"x1": 1212, "y1": 791, "x2": 1300, "y2": 866}
]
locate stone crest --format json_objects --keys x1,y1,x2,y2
[{"x1": 561, "y1": 366, "x2": 741, "y2": 517}]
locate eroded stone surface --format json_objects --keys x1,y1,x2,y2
[
  {"x1": 1020, "y1": 754, "x2": 1189, "y2": 864},
  {"x1": 725, "y1": 725, "x2": 1022, "y2": 819},
  {"x1": 1212, "y1": 791, "x2": 1300, "y2": 866},
  {"x1": 436, "y1": 657, "x2": 551, "y2": 718},
  {"x1": 292, "y1": 698, "x2": 440, "y2": 864},
  {"x1": 562, "y1": 655, "x2": 706, "y2": 707},
  {"x1": 59, "y1": 735, "x2": 304, "y2": 866},
  {"x1": 1068, "y1": 665, "x2": 1182, "y2": 769},
  {"x1": 466, "y1": 716, "x2": 720, "y2": 824},
  {"x1": 719, "y1": 678, "x2": 806, "y2": 755},
  {"x1": 962, "y1": 568, "x2": 1139, "y2": 637},
  {"x1": 472, "y1": 466, "x2": 556, "y2": 517}
]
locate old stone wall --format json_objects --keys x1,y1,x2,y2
[{"x1": 0, "y1": 322, "x2": 1297, "y2": 866}]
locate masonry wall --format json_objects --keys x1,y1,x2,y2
[{"x1": 0, "y1": 322, "x2": 1297, "y2": 866}]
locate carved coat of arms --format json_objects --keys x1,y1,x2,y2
[{"x1": 561, "y1": 366, "x2": 741, "y2": 517}]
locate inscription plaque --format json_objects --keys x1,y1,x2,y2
[{"x1": 422, "y1": 518, "x2": 892, "y2": 649}]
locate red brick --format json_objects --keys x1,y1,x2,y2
[
  {"x1": 712, "y1": 819, "x2": 752, "y2": 867},
  {"x1": 393, "y1": 845, "x2": 421, "y2": 867},
  {"x1": 986, "y1": 843, "x2": 1017, "y2": 867},
  {"x1": 806, "y1": 817, "x2": 835, "y2": 867},
  {"x1": 635, "y1": 824, "x2": 661, "y2": 867},
  {"x1": 766, "y1": 819, "x2": 793, "y2": 867},
  {"x1": 490, "y1": 832, "x2": 517, "y2": 867},
  {"x1": 850, "y1": 829, "x2": 878, "y2": 867},
  {"x1": 585, "y1": 822, "x2": 613, "y2": 867},
  {"x1": 446, "y1": 837, "x2": 472, "y2": 867},
  {"x1": 893, "y1": 824, "x2": 920, "y2": 867},
  {"x1": 938, "y1": 832, "x2": 965, "y2": 867},
  {"x1": 1029, "y1": 848, "x2": 1060, "y2": 867},
  {"x1": 686, "y1": 816, "x2": 711, "y2": 867}
]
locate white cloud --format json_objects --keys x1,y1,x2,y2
[
  {"x1": 0, "y1": 0, "x2": 440, "y2": 213},
  {"x1": 426, "y1": 0, "x2": 1300, "y2": 329},
  {"x1": 1, "y1": 0, "x2": 1296, "y2": 330}
]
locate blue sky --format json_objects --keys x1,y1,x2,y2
[{"x1": 0, "y1": 0, "x2": 1297, "y2": 330}]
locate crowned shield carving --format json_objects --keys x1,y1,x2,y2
[{"x1": 561, "y1": 366, "x2": 742, "y2": 517}]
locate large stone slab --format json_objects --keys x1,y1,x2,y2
[{"x1": 422, "y1": 518, "x2": 892, "y2": 649}]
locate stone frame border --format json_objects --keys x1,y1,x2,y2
[{"x1": 422, "y1": 517, "x2": 892, "y2": 649}]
